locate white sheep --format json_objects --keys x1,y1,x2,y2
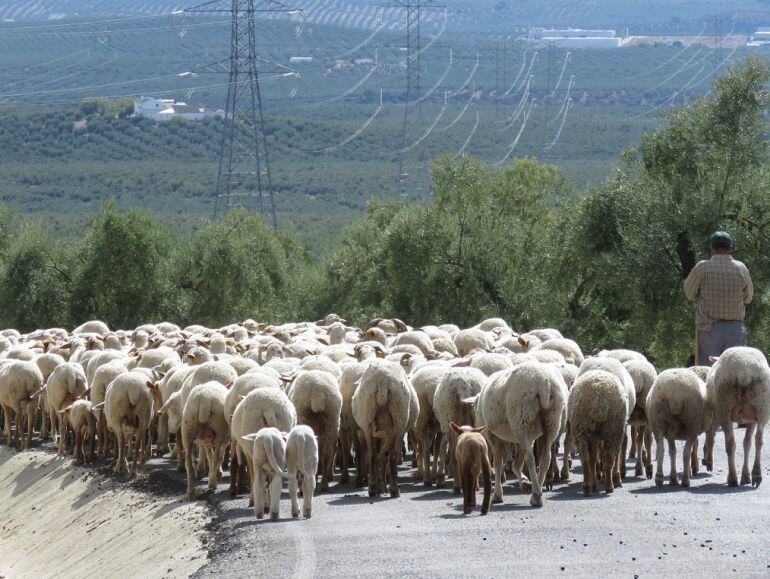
[
  {"x1": 182, "y1": 381, "x2": 230, "y2": 501},
  {"x1": 707, "y1": 347, "x2": 770, "y2": 487},
  {"x1": 468, "y1": 353, "x2": 513, "y2": 377},
  {"x1": 231, "y1": 387, "x2": 296, "y2": 507},
  {"x1": 59, "y1": 399, "x2": 96, "y2": 463},
  {"x1": 568, "y1": 370, "x2": 628, "y2": 496},
  {"x1": 104, "y1": 372, "x2": 159, "y2": 476},
  {"x1": 453, "y1": 328, "x2": 493, "y2": 357},
  {"x1": 410, "y1": 364, "x2": 450, "y2": 485},
  {"x1": 352, "y1": 360, "x2": 413, "y2": 497},
  {"x1": 623, "y1": 358, "x2": 657, "y2": 478},
  {"x1": 473, "y1": 361, "x2": 567, "y2": 507},
  {"x1": 432, "y1": 367, "x2": 486, "y2": 491},
  {"x1": 0, "y1": 360, "x2": 44, "y2": 449},
  {"x1": 285, "y1": 424, "x2": 319, "y2": 518},
  {"x1": 73, "y1": 320, "x2": 110, "y2": 335},
  {"x1": 535, "y1": 338, "x2": 584, "y2": 366},
  {"x1": 44, "y1": 362, "x2": 87, "y2": 456},
  {"x1": 90, "y1": 360, "x2": 128, "y2": 457},
  {"x1": 337, "y1": 360, "x2": 372, "y2": 485},
  {"x1": 287, "y1": 370, "x2": 342, "y2": 491},
  {"x1": 241, "y1": 427, "x2": 289, "y2": 520},
  {"x1": 646, "y1": 368, "x2": 709, "y2": 488}
]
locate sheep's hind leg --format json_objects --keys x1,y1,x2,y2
[
  {"x1": 751, "y1": 423, "x2": 763, "y2": 488},
  {"x1": 654, "y1": 432, "x2": 665, "y2": 489},
  {"x1": 740, "y1": 423, "x2": 755, "y2": 485},
  {"x1": 681, "y1": 438, "x2": 693, "y2": 487},
  {"x1": 667, "y1": 437, "x2": 678, "y2": 486},
  {"x1": 724, "y1": 422, "x2": 738, "y2": 486}
]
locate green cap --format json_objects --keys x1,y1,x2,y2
[{"x1": 710, "y1": 230, "x2": 733, "y2": 248}]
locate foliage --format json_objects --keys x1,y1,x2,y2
[{"x1": 79, "y1": 97, "x2": 135, "y2": 119}]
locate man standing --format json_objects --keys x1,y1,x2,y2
[{"x1": 684, "y1": 231, "x2": 753, "y2": 366}]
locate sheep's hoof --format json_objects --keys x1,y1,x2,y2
[
  {"x1": 612, "y1": 472, "x2": 622, "y2": 487},
  {"x1": 751, "y1": 466, "x2": 762, "y2": 487},
  {"x1": 390, "y1": 486, "x2": 400, "y2": 498},
  {"x1": 740, "y1": 471, "x2": 751, "y2": 486},
  {"x1": 681, "y1": 478, "x2": 690, "y2": 488},
  {"x1": 582, "y1": 485, "x2": 591, "y2": 497},
  {"x1": 304, "y1": 509, "x2": 311, "y2": 519},
  {"x1": 256, "y1": 512, "x2": 263, "y2": 520},
  {"x1": 248, "y1": 497, "x2": 254, "y2": 507},
  {"x1": 605, "y1": 485, "x2": 614, "y2": 494},
  {"x1": 655, "y1": 475, "x2": 664, "y2": 489},
  {"x1": 270, "y1": 511, "x2": 279, "y2": 521},
  {"x1": 187, "y1": 491, "x2": 196, "y2": 502},
  {"x1": 669, "y1": 476, "x2": 679, "y2": 486},
  {"x1": 529, "y1": 493, "x2": 543, "y2": 508},
  {"x1": 520, "y1": 479, "x2": 532, "y2": 494},
  {"x1": 635, "y1": 464, "x2": 643, "y2": 477},
  {"x1": 628, "y1": 449, "x2": 636, "y2": 459},
  {"x1": 463, "y1": 506, "x2": 471, "y2": 515},
  {"x1": 368, "y1": 486, "x2": 379, "y2": 498},
  {"x1": 339, "y1": 473, "x2": 350, "y2": 484},
  {"x1": 645, "y1": 464, "x2": 653, "y2": 480},
  {"x1": 435, "y1": 476, "x2": 446, "y2": 489},
  {"x1": 228, "y1": 486, "x2": 237, "y2": 497},
  {"x1": 492, "y1": 494, "x2": 503, "y2": 504},
  {"x1": 423, "y1": 478, "x2": 433, "y2": 487},
  {"x1": 319, "y1": 482, "x2": 329, "y2": 492},
  {"x1": 480, "y1": 506, "x2": 489, "y2": 516},
  {"x1": 727, "y1": 473, "x2": 738, "y2": 487},
  {"x1": 452, "y1": 486, "x2": 462, "y2": 495}
]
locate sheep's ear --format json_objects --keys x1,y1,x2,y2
[
  {"x1": 461, "y1": 395, "x2": 478, "y2": 407},
  {"x1": 56, "y1": 409, "x2": 67, "y2": 416},
  {"x1": 186, "y1": 353, "x2": 195, "y2": 360},
  {"x1": 239, "y1": 395, "x2": 246, "y2": 401},
  {"x1": 449, "y1": 421, "x2": 462, "y2": 434},
  {"x1": 78, "y1": 387, "x2": 91, "y2": 400},
  {"x1": 374, "y1": 346, "x2": 386, "y2": 358},
  {"x1": 517, "y1": 336, "x2": 529, "y2": 349},
  {"x1": 146, "y1": 381, "x2": 158, "y2": 391},
  {"x1": 317, "y1": 337, "x2": 329, "y2": 346},
  {"x1": 709, "y1": 356, "x2": 719, "y2": 364},
  {"x1": 393, "y1": 319, "x2": 408, "y2": 332},
  {"x1": 472, "y1": 426, "x2": 487, "y2": 434},
  {"x1": 226, "y1": 381, "x2": 233, "y2": 390},
  {"x1": 590, "y1": 348, "x2": 602, "y2": 357},
  {"x1": 241, "y1": 433, "x2": 258, "y2": 442}
]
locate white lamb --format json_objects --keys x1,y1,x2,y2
[
  {"x1": 472, "y1": 361, "x2": 567, "y2": 507},
  {"x1": 352, "y1": 360, "x2": 413, "y2": 497},
  {"x1": 241, "y1": 427, "x2": 289, "y2": 520},
  {"x1": 285, "y1": 424, "x2": 320, "y2": 518},
  {"x1": 707, "y1": 347, "x2": 770, "y2": 487},
  {"x1": 182, "y1": 381, "x2": 230, "y2": 501},
  {"x1": 59, "y1": 399, "x2": 96, "y2": 463},
  {"x1": 432, "y1": 367, "x2": 486, "y2": 491},
  {"x1": 287, "y1": 370, "x2": 342, "y2": 491},
  {"x1": 646, "y1": 368, "x2": 709, "y2": 488}
]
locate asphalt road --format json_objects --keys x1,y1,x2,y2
[{"x1": 193, "y1": 428, "x2": 770, "y2": 578}]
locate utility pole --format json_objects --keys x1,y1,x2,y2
[
  {"x1": 540, "y1": 39, "x2": 556, "y2": 161},
  {"x1": 185, "y1": 0, "x2": 302, "y2": 227}
]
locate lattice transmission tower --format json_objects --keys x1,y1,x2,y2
[
  {"x1": 185, "y1": 0, "x2": 301, "y2": 226},
  {"x1": 382, "y1": 0, "x2": 445, "y2": 196}
]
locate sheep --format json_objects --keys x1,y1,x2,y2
[
  {"x1": 58, "y1": 399, "x2": 96, "y2": 463},
  {"x1": 352, "y1": 360, "x2": 413, "y2": 497},
  {"x1": 224, "y1": 372, "x2": 282, "y2": 495},
  {"x1": 568, "y1": 370, "x2": 628, "y2": 496},
  {"x1": 469, "y1": 353, "x2": 513, "y2": 377},
  {"x1": 433, "y1": 367, "x2": 486, "y2": 491},
  {"x1": 0, "y1": 360, "x2": 44, "y2": 449},
  {"x1": 578, "y1": 356, "x2": 635, "y2": 480},
  {"x1": 287, "y1": 370, "x2": 342, "y2": 491},
  {"x1": 646, "y1": 369, "x2": 709, "y2": 488},
  {"x1": 85, "y1": 349, "x2": 128, "y2": 385},
  {"x1": 449, "y1": 422, "x2": 492, "y2": 515},
  {"x1": 73, "y1": 320, "x2": 110, "y2": 335},
  {"x1": 453, "y1": 328, "x2": 493, "y2": 357},
  {"x1": 44, "y1": 362, "x2": 87, "y2": 456},
  {"x1": 707, "y1": 347, "x2": 770, "y2": 487},
  {"x1": 182, "y1": 382, "x2": 230, "y2": 501},
  {"x1": 104, "y1": 372, "x2": 158, "y2": 476},
  {"x1": 241, "y1": 427, "x2": 289, "y2": 520},
  {"x1": 535, "y1": 338, "x2": 584, "y2": 366},
  {"x1": 337, "y1": 361, "x2": 371, "y2": 485},
  {"x1": 89, "y1": 360, "x2": 128, "y2": 457},
  {"x1": 624, "y1": 358, "x2": 657, "y2": 478},
  {"x1": 472, "y1": 361, "x2": 567, "y2": 507},
  {"x1": 393, "y1": 331, "x2": 435, "y2": 357},
  {"x1": 231, "y1": 388, "x2": 296, "y2": 508},
  {"x1": 595, "y1": 348, "x2": 647, "y2": 363},
  {"x1": 297, "y1": 355, "x2": 342, "y2": 379},
  {"x1": 285, "y1": 424, "x2": 319, "y2": 519},
  {"x1": 410, "y1": 364, "x2": 450, "y2": 485}
]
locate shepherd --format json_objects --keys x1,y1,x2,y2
[{"x1": 683, "y1": 231, "x2": 753, "y2": 366}]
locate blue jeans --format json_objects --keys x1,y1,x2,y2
[{"x1": 697, "y1": 321, "x2": 747, "y2": 366}]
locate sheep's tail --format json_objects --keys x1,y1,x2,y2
[
  {"x1": 262, "y1": 408, "x2": 278, "y2": 426},
  {"x1": 264, "y1": 437, "x2": 291, "y2": 479},
  {"x1": 198, "y1": 400, "x2": 211, "y2": 424},
  {"x1": 375, "y1": 382, "x2": 389, "y2": 407},
  {"x1": 75, "y1": 373, "x2": 87, "y2": 395},
  {"x1": 538, "y1": 378, "x2": 552, "y2": 411},
  {"x1": 667, "y1": 393, "x2": 684, "y2": 416},
  {"x1": 310, "y1": 388, "x2": 326, "y2": 413}
]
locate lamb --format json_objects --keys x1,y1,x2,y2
[
  {"x1": 568, "y1": 370, "x2": 628, "y2": 496},
  {"x1": 231, "y1": 387, "x2": 296, "y2": 508},
  {"x1": 104, "y1": 372, "x2": 158, "y2": 476},
  {"x1": 287, "y1": 370, "x2": 342, "y2": 491},
  {"x1": 352, "y1": 360, "x2": 413, "y2": 497},
  {"x1": 706, "y1": 347, "x2": 770, "y2": 487},
  {"x1": 449, "y1": 422, "x2": 492, "y2": 515},
  {"x1": 58, "y1": 399, "x2": 96, "y2": 463},
  {"x1": 44, "y1": 362, "x2": 87, "y2": 456},
  {"x1": 646, "y1": 369, "x2": 709, "y2": 488},
  {"x1": 0, "y1": 360, "x2": 44, "y2": 449},
  {"x1": 241, "y1": 427, "x2": 289, "y2": 520},
  {"x1": 182, "y1": 381, "x2": 230, "y2": 501},
  {"x1": 472, "y1": 361, "x2": 567, "y2": 507},
  {"x1": 285, "y1": 424, "x2": 319, "y2": 518},
  {"x1": 432, "y1": 367, "x2": 486, "y2": 491}
]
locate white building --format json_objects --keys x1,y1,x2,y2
[
  {"x1": 133, "y1": 96, "x2": 221, "y2": 122},
  {"x1": 529, "y1": 28, "x2": 617, "y2": 39},
  {"x1": 527, "y1": 28, "x2": 622, "y2": 48}
]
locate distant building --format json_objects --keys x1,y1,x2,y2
[
  {"x1": 289, "y1": 56, "x2": 314, "y2": 64},
  {"x1": 748, "y1": 27, "x2": 770, "y2": 47},
  {"x1": 133, "y1": 96, "x2": 222, "y2": 122},
  {"x1": 527, "y1": 28, "x2": 622, "y2": 48}
]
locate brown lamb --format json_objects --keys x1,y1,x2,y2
[{"x1": 450, "y1": 422, "x2": 491, "y2": 515}]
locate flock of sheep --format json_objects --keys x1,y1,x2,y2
[{"x1": 0, "y1": 314, "x2": 768, "y2": 520}]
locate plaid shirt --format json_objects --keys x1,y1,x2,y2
[{"x1": 683, "y1": 255, "x2": 753, "y2": 330}]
